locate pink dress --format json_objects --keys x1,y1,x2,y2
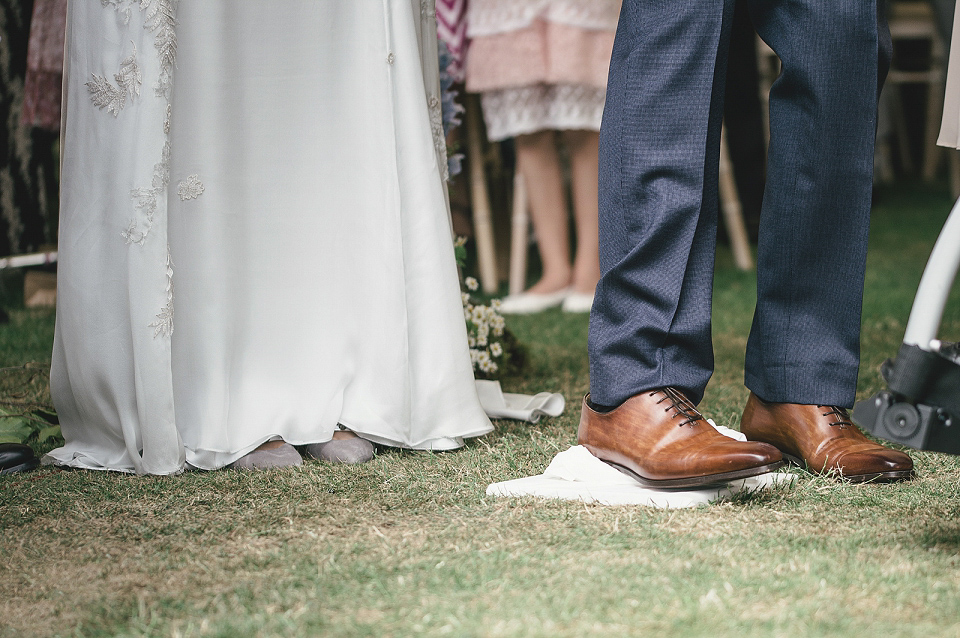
[
  {"x1": 22, "y1": 0, "x2": 67, "y2": 131},
  {"x1": 437, "y1": 0, "x2": 468, "y2": 82},
  {"x1": 465, "y1": 0, "x2": 620, "y2": 141}
]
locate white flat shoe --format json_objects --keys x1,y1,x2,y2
[
  {"x1": 561, "y1": 291, "x2": 595, "y2": 313},
  {"x1": 498, "y1": 288, "x2": 570, "y2": 314}
]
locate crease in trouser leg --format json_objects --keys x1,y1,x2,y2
[{"x1": 589, "y1": 0, "x2": 736, "y2": 407}]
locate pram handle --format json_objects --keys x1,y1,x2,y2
[{"x1": 903, "y1": 196, "x2": 960, "y2": 351}]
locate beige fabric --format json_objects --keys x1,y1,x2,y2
[
  {"x1": 939, "y1": 11, "x2": 960, "y2": 149},
  {"x1": 466, "y1": 0, "x2": 621, "y2": 37},
  {"x1": 465, "y1": 20, "x2": 616, "y2": 91}
]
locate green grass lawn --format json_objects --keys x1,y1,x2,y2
[{"x1": 3, "y1": 182, "x2": 960, "y2": 637}]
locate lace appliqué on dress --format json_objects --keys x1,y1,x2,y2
[
  {"x1": 421, "y1": 0, "x2": 436, "y2": 19},
  {"x1": 98, "y1": 0, "x2": 181, "y2": 335},
  {"x1": 148, "y1": 248, "x2": 175, "y2": 338},
  {"x1": 142, "y1": 0, "x2": 178, "y2": 97},
  {"x1": 103, "y1": 0, "x2": 177, "y2": 96},
  {"x1": 177, "y1": 175, "x2": 204, "y2": 201},
  {"x1": 101, "y1": 0, "x2": 137, "y2": 24},
  {"x1": 427, "y1": 95, "x2": 449, "y2": 181},
  {"x1": 86, "y1": 47, "x2": 142, "y2": 116},
  {"x1": 122, "y1": 141, "x2": 170, "y2": 246}
]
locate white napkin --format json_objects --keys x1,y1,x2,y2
[
  {"x1": 475, "y1": 379, "x2": 565, "y2": 423},
  {"x1": 486, "y1": 423, "x2": 795, "y2": 508}
]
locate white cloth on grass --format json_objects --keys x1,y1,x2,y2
[
  {"x1": 46, "y1": 0, "x2": 492, "y2": 474},
  {"x1": 475, "y1": 379, "x2": 565, "y2": 423},
  {"x1": 487, "y1": 425, "x2": 795, "y2": 508}
]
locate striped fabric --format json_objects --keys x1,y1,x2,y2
[{"x1": 436, "y1": 0, "x2": 468, "y2": 81}]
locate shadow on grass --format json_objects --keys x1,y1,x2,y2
[{"x1": 916, "y1": 523, "x2": 960, "y2": 550}]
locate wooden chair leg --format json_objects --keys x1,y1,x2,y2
[
  {"x1": 508, "y1": 169, "x2": 529, "y2": 296},
  {"x1": 465, "y1": 98, "x2": 499, "y2": 294},
  {"x1": 892, "y1": 84, "x2": 916, "y2": 175},
  {"x1": 719, "y1": 126, "x2": 754, "y2": 271},
  {"x1": 923, "y1": 72, "x2": 946, "y2": 182}
]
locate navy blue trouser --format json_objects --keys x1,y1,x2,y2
[{"x1": 589, "y1": 0, "x2": 891, "y2": 408}]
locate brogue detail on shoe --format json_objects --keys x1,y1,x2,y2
[
  {"x1": 578, "y1": 389, "x2": 784, "y2": 488},
  {"x1": 739, "y1": 393, "x2": 913, "y2": 483}
]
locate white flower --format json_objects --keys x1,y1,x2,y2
[
  {"x1": 454, "y1": 236, "x2": 468, "y2": 248},
  {"x1": 459, "y1": 289, "x2": 511, "y2": 373},
  {"x1": 480, "y1": 359, "x2": 498, "y2": 374}
]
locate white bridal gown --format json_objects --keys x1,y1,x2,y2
[{"x1": 46, "y1": 0, "x2": 493, "y2": 474}]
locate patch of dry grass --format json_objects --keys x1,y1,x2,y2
[{"x1": 4, "y1": 183, "x2": 960, "y2": 637}]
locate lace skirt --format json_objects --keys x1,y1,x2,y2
[
  {"x1": 479, "y1": 83, "x2": 606, "y2": 141},
  {"x1": 23, "y1": 0, "x2": 67, "y2": 130}
]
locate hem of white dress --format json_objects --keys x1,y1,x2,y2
[
  {"x1": 343, "y1": 422, "x2": 495, "y2": 452},
  {"x1": 183, "y1": 426, "x2": 495, "y2": 471},
  {"x1": 44, "y1": 421, "x2": 496, "y2": 473},
  {"x1": 182, "y1": 422, "x2": 495, "y2": 470},
  {"x1": 41, "y1": 452, "x2": 157, "y2": 475}
]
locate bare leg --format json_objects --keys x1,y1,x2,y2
[
  {"x1": 514, "y1": 130, "x2": 572, "y2": 293},
  {"x1": 563, "y1": 129, "x2": 602, "y2": 295}
]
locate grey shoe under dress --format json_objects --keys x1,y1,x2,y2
[
  {"x1": 227, "y1": 442, "x2": 303, "y2": 470},
  {"x1": 302, "y1": 436, "x2": 375, "y2": 464}
]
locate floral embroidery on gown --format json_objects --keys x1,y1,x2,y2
[{"x1": 46, "y1": 0, "x2": 492, "y2": 474}]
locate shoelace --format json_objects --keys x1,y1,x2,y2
[
  {"x1": 651, "y1": 388, "x2": 705, "y2": 427},
  {"x1": 818, "y1": 405, "x2": 853, "y2": 428}
]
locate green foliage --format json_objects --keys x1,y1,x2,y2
[
  {"x1": 0, "y1": 410, "x2": 32, "y2": 443},
  {"x1": 454, "y1": 236, "x2": 468, "y2": 268},
  {"x1": 0, "y1": 409, "x2": 60, "y2": 444},
  {"x1": 457, "y1": 237, "x2": 525, "y2": 380},
  {"x1": 0, "y1": 363, "x2": 60, "y2": 445}
]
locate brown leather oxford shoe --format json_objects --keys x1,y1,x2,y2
[
  {"x1": 578, "y1": 388, "x2": 784, "y2": 488},
  {"x1": 740, "y1": 392, "x2": 914, "y2": 483}
]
